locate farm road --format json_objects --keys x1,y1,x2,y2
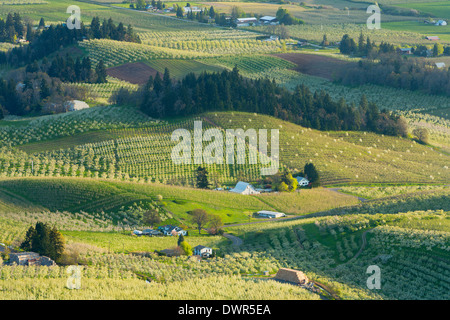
[
  {"x1": 328, "y1": 188, "x2": 368, "y2": 202},
  {"x1": 223, "y1": 233, "x2": 243, "y2": 247}
]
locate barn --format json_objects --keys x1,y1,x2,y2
[
  {"x1": 236, "y1": 17, "x2": 258, "y2": 27},
  {"x1": 275, "y1": 268, "x2": 309, "y2": 285},
  {"x1": 229, "y1": 181, "x2": 260, "y2": 195},
  {"x1": 259, "y1": 16, "x2": 278, "y2": 25}
]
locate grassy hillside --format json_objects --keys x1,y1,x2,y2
[{"x1": 0, "y1": 177, "x2": 360, "y2": 227}]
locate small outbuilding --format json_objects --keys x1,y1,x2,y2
[
  {"x1": 435, "y1": 62, "x2": 446, "y2": 69},
  {"x1": 142, "y1": 229, "x2": 163, "y2": 236},
  {"x1": 9, "y1": 252, "x2": 56, "y2": 266},
  {"x1": 435, "y1": 20, "x2": 447, "y2": 26},
  {"x1": 257, "y1": 210, "x2": 286, "y2": 219},
  {"x1": 236, "y1": 17, "x2": 258, "y2": 27},
  {"x1": 275, "y1": 268, "x2": 308, "y2": 285},
  {"x1": 397, "y1": 48, "x2": 413, "y2": 55}
]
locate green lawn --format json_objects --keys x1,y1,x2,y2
[
  {"x1": 383, "y1": 21, "x2": 450, "y2": 42},
  {"x1": 396, "y1": 1, "x2": 450, "y2": 20},
  {"x1": 145, "y1": 59, "x2": 224, "y2": 79}
]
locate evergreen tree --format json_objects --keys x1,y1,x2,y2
[
  {"x1": 39, "y1": 17, "x2": 45, "y2": 29},
  {"x1": 304, "y1": 163, "x2": 320, "y2": 187},
  {"x1": 196, "y1": 166, "x2": 209, "y2": 189},
  {"x1": 40, "y1": 78, "x2": 50, "y2": 99},
  {"x1": 20, "y1": 226, "x2": 36, "y2": 251},
  {"x1": 48, "y1": 227, "x2": 65, "y2": 261},
  {"x1": 95, "y1": 59, "x2": 107, "y2": 83},
  {"x1": 177, "y1": 234, "x2": 185, "y2": 246},
  {"x1": 358, "y1": 32, "x2": 365, "y2": 55},
  {"x1": 209, "y1": 6, "x2": 215, "y2": 18},
  {"x1": 31, "y1": 222, "x2": 51, "y2": 257}
]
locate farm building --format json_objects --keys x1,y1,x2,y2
[
  {"x1": 260, "y1": 16, "x2": 278, "y2": 25},
  {"x1": 9, "y1": 252, "x2": 56, "y2": 266},
  {"x1": 236, "y1": 17, "x2": 258, "y2": 27},
  {"x1": 296, "y1": 176, "x2": 310, "y2": 187},
  {"x1": 193, "y1": 245, "x2": 213, "y2": 258},
  {"x1": 257, "y1": 210, "x2": 286, "y2": 219},
  {"x1": 435, "y1": 62, "x2": 446, "y2": 69},
  {"x1": 184, "y1": 6, "x2": 201, "y2": 13},
  {"x1": 426, "y1": 36, "x2": 440, "y2": 41},
  {"x1": 133, "y1": 230, "x2": 143, "y2": 236},
  {"x1": 435, "y1": 20, "x2": 447, "y2": 26},
  {"x1": 142, "y1": 229, "x2": 163, "y2": 236},
  {"x1": 397, "y1": 48, "x2": 413, "y2": 55},
  {"x1": 65, "y1": 100, "x2": 89, "y2": 112},
  {"x1": 275, "y1": 268, "x2": 309, "y2": 285},
  {"x1": 158, "y1": 249, "x2": 180, "y2": 257},
  {"x1": 229, "y1": 181, "x2": 260, "y2": 195},
  {"x1": 157, "y1": 225, "x2": 187, "y2": 236}
]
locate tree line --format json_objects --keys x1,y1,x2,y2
[
  {"x1": 46, "y1": 55, "x2": 107, "y2": 83},
  {"x1": 0, "y1": 56, "x2": 106, "y2": 117},
  {"x1": 20, "y1": 222, "x2": 65, "y2": 262},
  {"x1": 337, "y1": 33, "x2": 450, "y2": 96},
  {"x1": 0, "y1": 14, "x2": 140, "y2": 67},
  {"x1": 122, "y1": 67, "x2": 407, "y2": 137},
  {"x1": 337, "y1": 52, "x2": 450, "y2": 96}
]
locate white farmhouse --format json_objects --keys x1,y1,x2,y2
[
  {"x1": 229, "y1": 181, "x2": 260, "y2": 195},
  {"x1": 193, "y1": 245, "x2": 213, "y2": 258},
  {"x1": 184, "y1": 6, "x2": 201, "y2": 13},
  {"x1": 295, "y1": 176, "x2": 310, "y2": 187}
]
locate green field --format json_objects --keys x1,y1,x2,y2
[
  {"x1": 396, "y1": 1, "x2": 450, "y2": 19},
  {"x1": 383, "y1": 21, "x2": 450, "y2": 42},
  {"x1": 0, "y1": 177, "x2": 361, "y2": 228},
  {"x1": 145, "y1": 59, "x2": 224, "y2": 78}
]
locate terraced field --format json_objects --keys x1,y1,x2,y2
[
  {"x1": 210, "y1": 112, "x2": 450, "y2": 185},
  {"x1": 225, "y1": 207, "x2": 450, "y2": 300},
  {"x1": 2, "y1": 110, "x2": 449, "y2": 185}
]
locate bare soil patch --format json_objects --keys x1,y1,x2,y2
[
  {"x1": 106, "y1": 62, "x2": 158, "y2": 84},
  {"x1": 273, "y1": 53, "x2": 355, "y2": 80}
]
